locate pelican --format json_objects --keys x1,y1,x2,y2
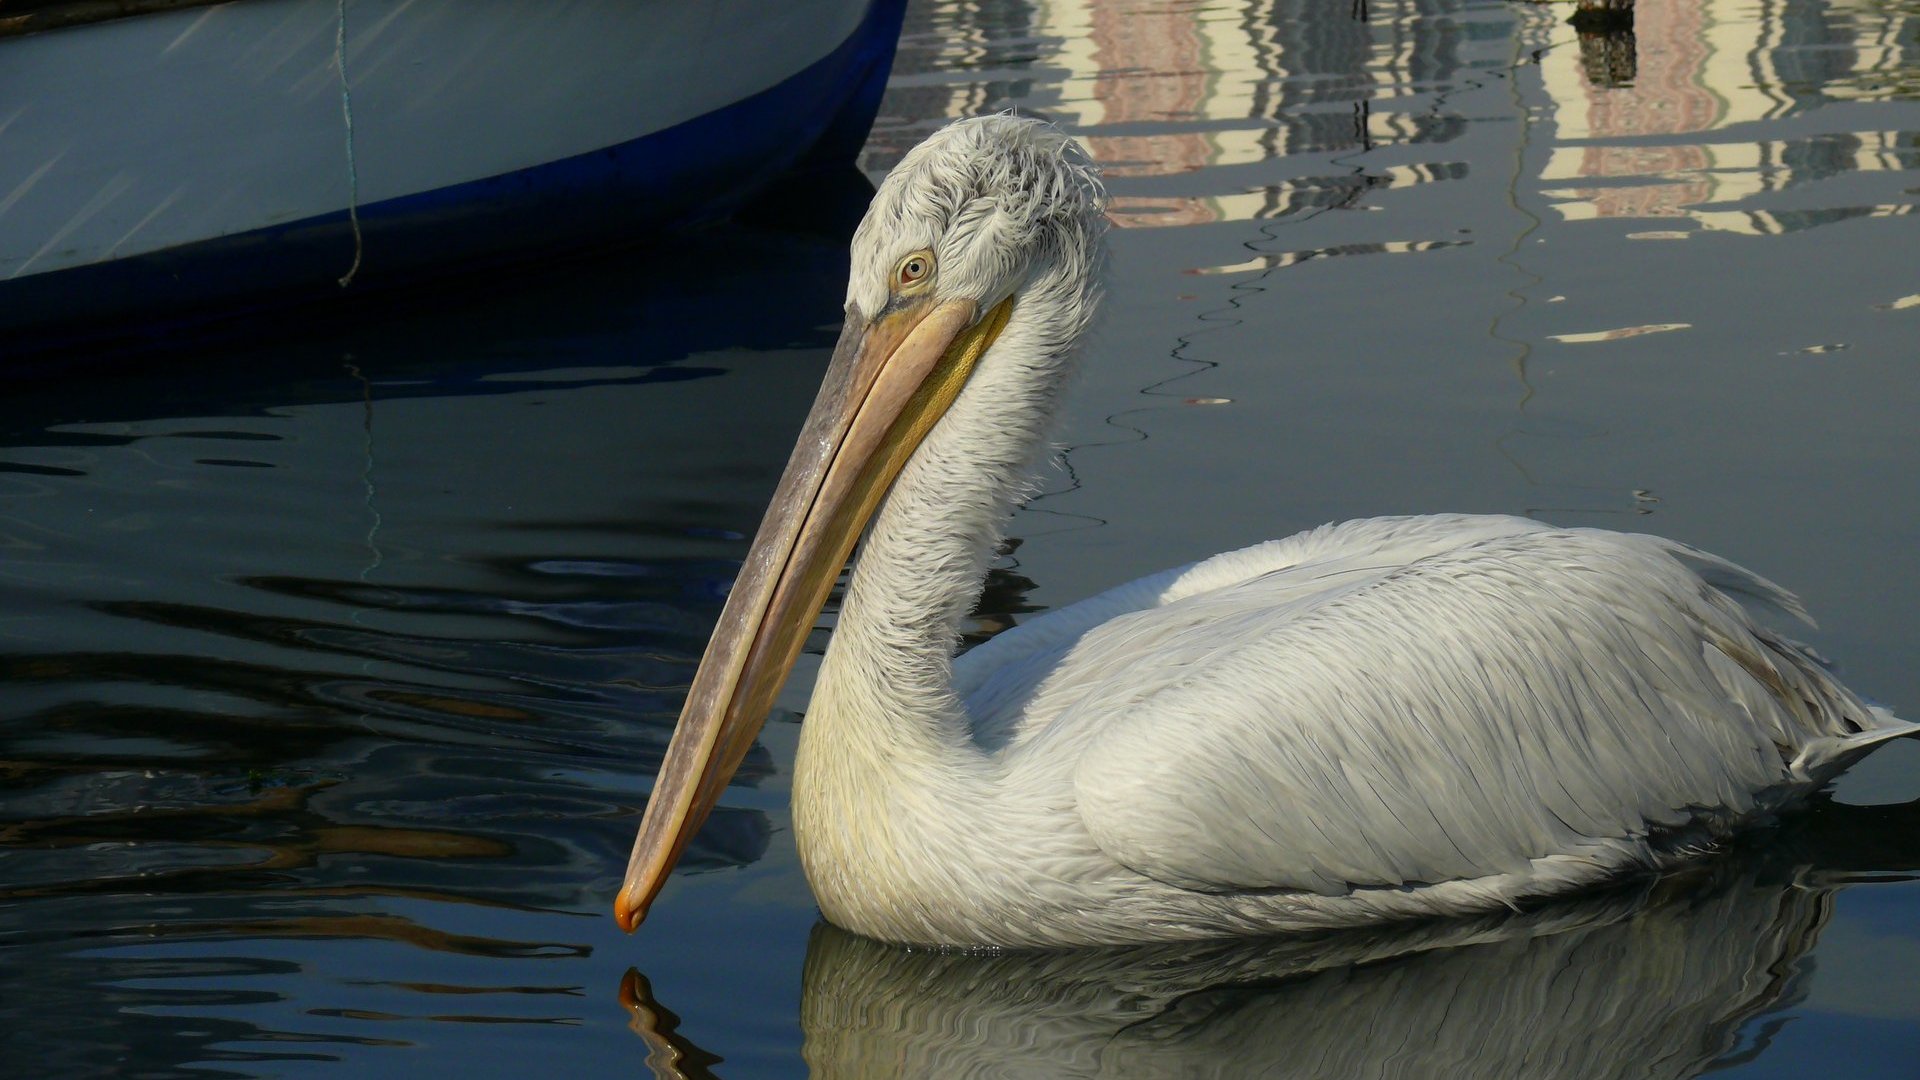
[{"x1": 615, "y1": 115, "x2": 1912, "y2": 948}]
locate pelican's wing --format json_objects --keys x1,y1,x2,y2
[
  {"x1": 960, "y1": 515, "x2": 1561, "y2": 749},
  {"x1": 1011, "y1": 516, "x2": 1902, "y2": 896}
]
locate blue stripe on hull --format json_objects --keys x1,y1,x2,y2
[{"x1": 5, "y1": 0, "x2": 905, "y2": 361}]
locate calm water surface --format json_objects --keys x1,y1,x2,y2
[{"x1": 5, "y1": 0, "x2": 1920, "y2": 1075}]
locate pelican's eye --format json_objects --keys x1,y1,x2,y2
[{"x1": 894, "y1": 251, "x2": 935, "y2": 291}]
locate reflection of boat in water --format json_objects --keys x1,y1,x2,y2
[
  {"x1": 0, "y1": 0, "x2": 907, "y2": 355},
  {"x1": 623, "y1": 795, "x2": 1920, "y2": 1080},
  {"x1": 0, "y1": 222, "x2": 837, "y2": 1076}
]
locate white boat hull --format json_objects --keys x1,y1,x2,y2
[{"x1": 0, "y1": 0, "x2": 906, "y2": 354}]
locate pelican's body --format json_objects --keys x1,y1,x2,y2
[{"x1": 618, "y1": 116, "x2": 1912, "y2": 948}]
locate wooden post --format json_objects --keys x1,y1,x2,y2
[{"x1": 1569, "y1": 0, "x2": 1635, "y2": 33}]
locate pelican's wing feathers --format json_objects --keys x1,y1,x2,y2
[{"x1": 980, "y1": 515, "x2": 1902, "y2": 896}]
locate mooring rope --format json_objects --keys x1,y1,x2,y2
[{"x1": 335, "y1": 0, "x2": 364, "y2": 287}]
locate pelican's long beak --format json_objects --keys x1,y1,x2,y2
[{"x1": 615, "y1": 293, "x2": 1014, "y2": 932}]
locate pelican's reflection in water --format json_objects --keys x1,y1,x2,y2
[
  {"x1": 625, "y1": 797, "x2": 1920, "y2": 1079},
  {"x1": 798, "y1": 872, "x2": 1811, "y2": 1079}
]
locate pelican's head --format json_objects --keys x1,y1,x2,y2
[
  {"x1": 845, "y1": 114, "x2": 1107, "y2": 350},
  {"x1": 615, "y1": 116, "x2": 1105, "y2": 932}
]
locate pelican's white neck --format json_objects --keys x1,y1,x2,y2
[
  {"x1": 826, "y1": 290, "x2": 1079, "y2": 742},
  {"x1": 791, "y1": 266, "x2": 1096, "y2": 883}
]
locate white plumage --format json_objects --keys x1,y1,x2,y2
[{"x1": 618, "y1": 114, "x2": 1912, "y2": 948}]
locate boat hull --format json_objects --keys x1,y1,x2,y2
[{"x1": 0, "y1": 0, "x2": 906, "y2": 356}]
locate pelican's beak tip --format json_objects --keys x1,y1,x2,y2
[{"x1": 613, "y1": 892, "x2": 644, "y2": 934}]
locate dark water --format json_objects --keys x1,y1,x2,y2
[{"x1": 5, "y1": 0, "x2": 1920, "y2": 1075}]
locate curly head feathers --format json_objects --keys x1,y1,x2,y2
[{"x1": 847, "y1": 116, "x2": 1107, "y2": 321}]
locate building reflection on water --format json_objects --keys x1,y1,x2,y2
[
  {"x1": 1541, "y1": 0, "x2": 1920, "y2": 233},
  {"x1": 868, "y1": 0, "x2": 1475, "y2": 226},
  {"x1": 873, "y1": 0, "x2": 1917, "y2": 236}
]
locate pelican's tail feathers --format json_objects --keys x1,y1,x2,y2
[
  {"x1": 1863, "y1": 704, "x2": 1918, "y2": 737},
  {"x1": 1791, "y1": 705, "x2": 1918, "y2": 779}
]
